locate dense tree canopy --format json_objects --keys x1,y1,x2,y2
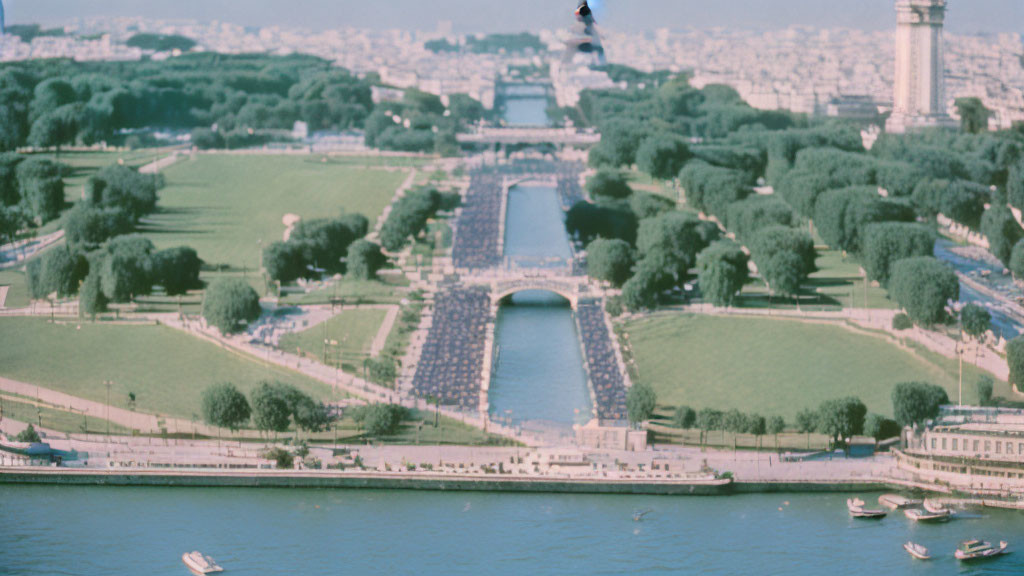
[
  {"x1": 955, "y1": 97, "x2": 992, "y2": 135},
  {"x1": 586, "y1": 238, "x2": 635, "y2": 287},
  {"x1": 202, "y1": 277, "x2": 262, "y2": 335},
  {"x1": 748, "y1": 226, "x2": 816, "y2": 297},
  {"x1": 202, "y1": 383, "x2": 252, "y2": 432},
  {"x1": 379, "y1": 188, "x2": 441, "y2": 252},
  {"x1": 152, "y1": 246, "x2": 203, "y2": 296},
  {"x1": 889, "y1": 257, "x2": 959, "y2": 326},
  {"x1": 1007, "y1": 336, "x2": 1024, "y2": 391},
  {"x1": 961, "y1": 303, "x2": 992, "y2": 340},
  {"x1": 912, "y1": 179, "x2": 990, "y2": 230},
  {"x1": 636, "y1": 133, "x2": 691, "y2": 180},
  {"x1": 891, "y1": 382, "x2": 949, "y2": 426},
  {"x1": 696, "y1": 240, "x2": 749, "y2": 307},
  {"x1": 586, "y1": 168, "x2": 633, "y2": 200},
  {"x1": 816, "y1": 397, "x2": 867, "y2": 442},
  {"x1": 99, "y1": 234, "x2": 155, "y2": 302},
  {"x1": 861, "y1": 222, "x2": 935, "y2": 285},
  {"x1": 981, "y1": 205, "x2": 1024, "y2": 265},
  {"x1": 346, "y1": 239, "x2": 386, "y2": 280},
  {"x1": 626, "y1": 382, "x2": 658, "y2": 425}
]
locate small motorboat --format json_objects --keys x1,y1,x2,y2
[
  {"x1": 847, "y1": 498, "x2": 887, "y2": 519},
  {"x1": 904, "y1": 542, "x2": 931, "y2": 560},
  {"x1": 182, "y1": 551, "x2": 223, "y2": 574},
  {"x1": 905, "y1": 507, "x2": 952, "y2": 523},
  {"x1": 955, "y1": 540, "x2": 1009, "y2": 561},
  {"x1": 879, "y1": 494, "x2": 922, "y2": 510},
  {"x1": 923, "y1": 499, "x2": 949, "y2": 514}
]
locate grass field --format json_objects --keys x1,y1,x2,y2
[
  {"x1": 622, "y1": 314, "x2": 1008, "y2": 419},
  {"x1": 0, "y1": 268, "x2": 30, "y2": 309},
  {"x1": 278, "y1": 308, "x2": 389, "y2": 366},
  {"x1": 0, "y1": 393, "x2": 131, "y2": 436},
  {"x1": 0, "y1": 318, "x2": 333, "y2": 420},
  {"x1": 138, "y1": 155, "x2": 407, "y2": 270}
]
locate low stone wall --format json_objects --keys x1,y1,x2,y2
[{"x1": 0, "y1": 467, "x2": 903, "y2": 496}]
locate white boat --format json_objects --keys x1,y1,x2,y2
[
  {"x1": 847, "y1": 498, "x2": 887, "y2": 519},
  {"x1": 955, "y1": 540, "x2": 1009, "y2": 561},
  {"x1": 182, "y1": 551, "x2": 223, "y2": 574},
  {"x1": 904, "y1": 542, "x2": 931, "y2": 560},
  {"x1": 923, "y1": 499, "x2": 949, "y2": 514},
  {"x1": 879, "y1": 494, "x2": 922, "y2": 510},
  {"x1": 905, "y1": 507, "x2": 951, "y2": 523}
]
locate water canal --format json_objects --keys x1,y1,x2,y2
[
  {"x1": 3, "y1": 485, "x2": 1022, "y2": 576},
  {"x1": 501, "y1": 84, "x2": 551, "y2": 127},
  {"x1": 934, "y1": 238, "x2": 1024, "y2": 339}
]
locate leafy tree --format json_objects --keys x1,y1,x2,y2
[
  {"x1": 99, "y1": 234, "x2": 155, "y2": 302},
  {"x1": 864, "y1": 414, "x2": 901, "y2": 440},
  {"x1": 696, "y1": 240, "x2": 749, "y2": 307},
  {"x1": 673, "y1": 406, "x2": 696, "y2": 429},
  {"x1": 637, "y1": 211, "x2": 718, "y2": 287},
  {"x1": 15, "y1": 157, "x2": 65, "y2": 223},
  {"x1": 263, "y1": 447, "x2": 295, "y2": 469},
  {"x1": 289, "y1": 213, "x2": 368, "y2": 273},
  {"x1": 356, "y1": 404, "x2": 409, "y2": 437},
  {"x1": 201, "y1": 383, "x2": 252, "y2": 432},
  {"x1": 586, "y1": 168, "x2": 633, "y2": 200},
  {"x1": 814, "y1": 187, "x2": 914, "y2": 254},
  {"x1": 723, "y1": 409, "x2": 749, "y2": 433},
  {"x1": 1010, "y1": 159, "x2": 1024, "y2": 210},
  {"x1": 365, "y1": 356, "x2": 398, "y2": 386},
  {"x1": 152, "y1": 246, "x2": 202, "y2": 295},
  {"x1": 1007, "y1": 336, "x2": 1024, "y2": 391},
  {"x1": 61, "y1": 204, "x2": 133, "y2": 249},
  {"x1": 1010, "y1": 239, "x2": 1024, "y2": 281},
  {"x1": 263, "y1": 240, "x2": 310, "y2": 284},
  {"x1": 892, "y1": 313, "x2": 913, "y2": 331},
  {"x1": 621, "y1": 264, "x2": 667, "y2": 312},
  {"x1": 795, "y1": 409, "x2": 818, "y2": 433},
  {"x1": 85, "y1": 164, "x2": 161, "y2": 219},
  {"x1": 816, "y1": 397, "x2": 867, "y2": 442},
  {"x1": 696, "y1": 408, "x2": 724, "y2": 432},
  {"x1": 960, "y1": 303, "x2": 991, "y2": 340},
  {"x1": 0, "y1": 205, "x2": 26, "y2": 247},
  {"x1": 38, "y1": 246, "x2": 88, "y2": 298},
  {"x1": 292, "y1": 395, "x2": 331, "y2": 434},
  {"x1": 981, "y1": 205, "x2": 1024, "y2": 265},
  {"x1": 250, "y1": 381, "x2": 293, "y2": 435},
  {"x1": 889, "y1": 257, "x2": 959, "y2": 326},
  {"x1": 749, "y1": 226, "x2": 816, "y2": 298},
  {"x1": 747, "y1": 414, "x2": 767, "y2": 436},
  {"x1": 626, "y1": 382, "x2": 657, "y2": 425},
  {"x1": 628, "y1": 191, "x2": 674, "y2": 219},
  {"x1": 15, "y1": 424, "x2": 42, "y2": 443},
  {"x1": 891, "y1": 382, "x2": 949, "y2": 426},
  {"x1": 78, "y1": 271, "x2": 107, "y2": 320},
  {"x1": 725, "y1": 195, "x2": 794, "y2": 241},
  {"x1": 678, "y1": 160, "x2": 751, "y2": 220},
  {"x1": 768, "y1": 416, "x2": 786, "y2": 436},
  {"x1": 346, "y1": 239, "x2": 385, "y2": 280},
  {"x1": 379, "y1": 188, "x2": 441, "y2": 251},
  {"x1": 586, "y1": 238, "x2": 634, "y2": 287},
  {"x1": 447, "y1": 93, "x2": 485, "y2": 128},
  {"x1": 977, "y1": 376, "x2": 995, "y2": 407},
  {"x1": 861, "y1": 222, "x2": 935, "y2": 285},
  {"x1": 588, "y1": 118, "x2": 648, "y2": 168},
  {"x1": 202, "y1": 277, "x2": 262, "y2": 335},
  {"x1": 955, "y1": 97, "x2": 991, "y2": 134},
  {"x1": 636, "y1": 133, "x2": 691, "y2": 180},
  {"x1": 565, "y1": 201, "x2": 638, "y2": 245},
  {"x1": 912, "y1": 179, "x2": 989, "y2": 230}
]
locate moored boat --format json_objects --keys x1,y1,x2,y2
[
  {"x1": 182, "y1": 551, "x2": 223, "y2": 574},
  {"x1": 879, "y1": 494, "x2": 922, "y2": 510},
  {"x1": 905, "y1": 507, "x2": 951, "y2": 523},
  {"x1": 847, "y1": 498, "x2": 887, "y2": 519},
  {"x1": 904, "y1": 542, "x2": 931, "y2": 560},
  {"x1": 954, "y1": 540, "x2": 1009, "y2": 561}
]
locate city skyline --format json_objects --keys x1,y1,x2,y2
[{"x1": 2, "y1": 0, "x2": 1023, "y2": 35}]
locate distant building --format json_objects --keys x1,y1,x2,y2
[
  {"x1": 886, "y1": 0, "x2": 958, "y2": 133},
  {"x1": 897, "y1": 406, "x2": 1024, "y2": 494}
]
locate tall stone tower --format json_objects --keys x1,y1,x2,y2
[
  {"x1": 885, "y1": 0, "x2": 957, "y2": 133},
  {"x1": 0, "y1": 0, "x2": 6, "y2": 38}
]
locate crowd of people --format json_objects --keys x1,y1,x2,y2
[
  {"x1": 411, "y1": 286, "x2": 492, "y2": 409},
  {"x1": 576, "y1": 299, "x2": 628, "y2": 421},
  {"x1": 452, "y1": 172, "x2": 504, "y2": 270}
]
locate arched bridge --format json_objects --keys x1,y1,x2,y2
[
  {"x1": 491, "y1": 276, "x2": 589, "y2": 309},
  {"x1": 457, "y1": 128, "x2": 601, "y2": 146}
]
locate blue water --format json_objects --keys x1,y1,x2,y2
[
  {"x1": 934, "y1": 239, "x2": 1024, "y2": 339},
  {"x1": 489, "y1": 291, "x2": 592, "y2": 427},
  {"x1": 503, "y1": 185, "x2": 573, "y2": 264},
  {"x1": 502, "y1": 85, "x2": 550, "y2": 127},
  {"x1": 2, "y1": 486, "x2": 1022, "y2": 575}
]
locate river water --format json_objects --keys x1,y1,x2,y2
[
  {"x1": 489, "y1": 184, "x2": 592, "y2": 429},
  {"x1": 502, "y1": 84, "x2": 550, "y2": 127},
  {"x1": 2, "y1": 485, "x2": 1022, "y2": 576},
  {"x1": 934, "y1": 239, "x2": 1024, "y2": 339}
]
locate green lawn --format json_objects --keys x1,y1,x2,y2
[
  {"x1": 0, "y1": 268, "x2": 30, "y2": 309},
  {"x1": 279, "y1": 308, "x2": 389, "y2": 366},
  {"x1": 622, "y1": 314, "x2": 1008, "y2": 419},
  {"x1": 138, "y1": 155, "x2": 407, "y2": 270},
  {"x1": 0, "y1": 318, "x2": 333, "y2": 420},
  {"x1": 0, "y1": 394, "x2": 131, "y2": 436}
]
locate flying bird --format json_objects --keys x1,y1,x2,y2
[{"x1": 565, "y1": 0, "x2": 607, "y2": 66}]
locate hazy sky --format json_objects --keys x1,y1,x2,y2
[{"x1": 4, "y1": 0, "x2": 1022, "y2": 35}]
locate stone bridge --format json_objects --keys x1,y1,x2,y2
[
  {"x1": 457, "y1": 128, "x2": 601, "y2": 146},
  {"x1": 488, "y1": 275, "x2": 590, "y2": 309}
]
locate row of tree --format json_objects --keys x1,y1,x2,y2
[
  {"x1": 200, "y1": 381, "x2": 329, "y2": 437},
  {"x1": 263, "y1": 213, "x2": 375, "y2": 284},
  {"x1": 378, "y1": 187, "x2": 457, "y2": 252}
]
